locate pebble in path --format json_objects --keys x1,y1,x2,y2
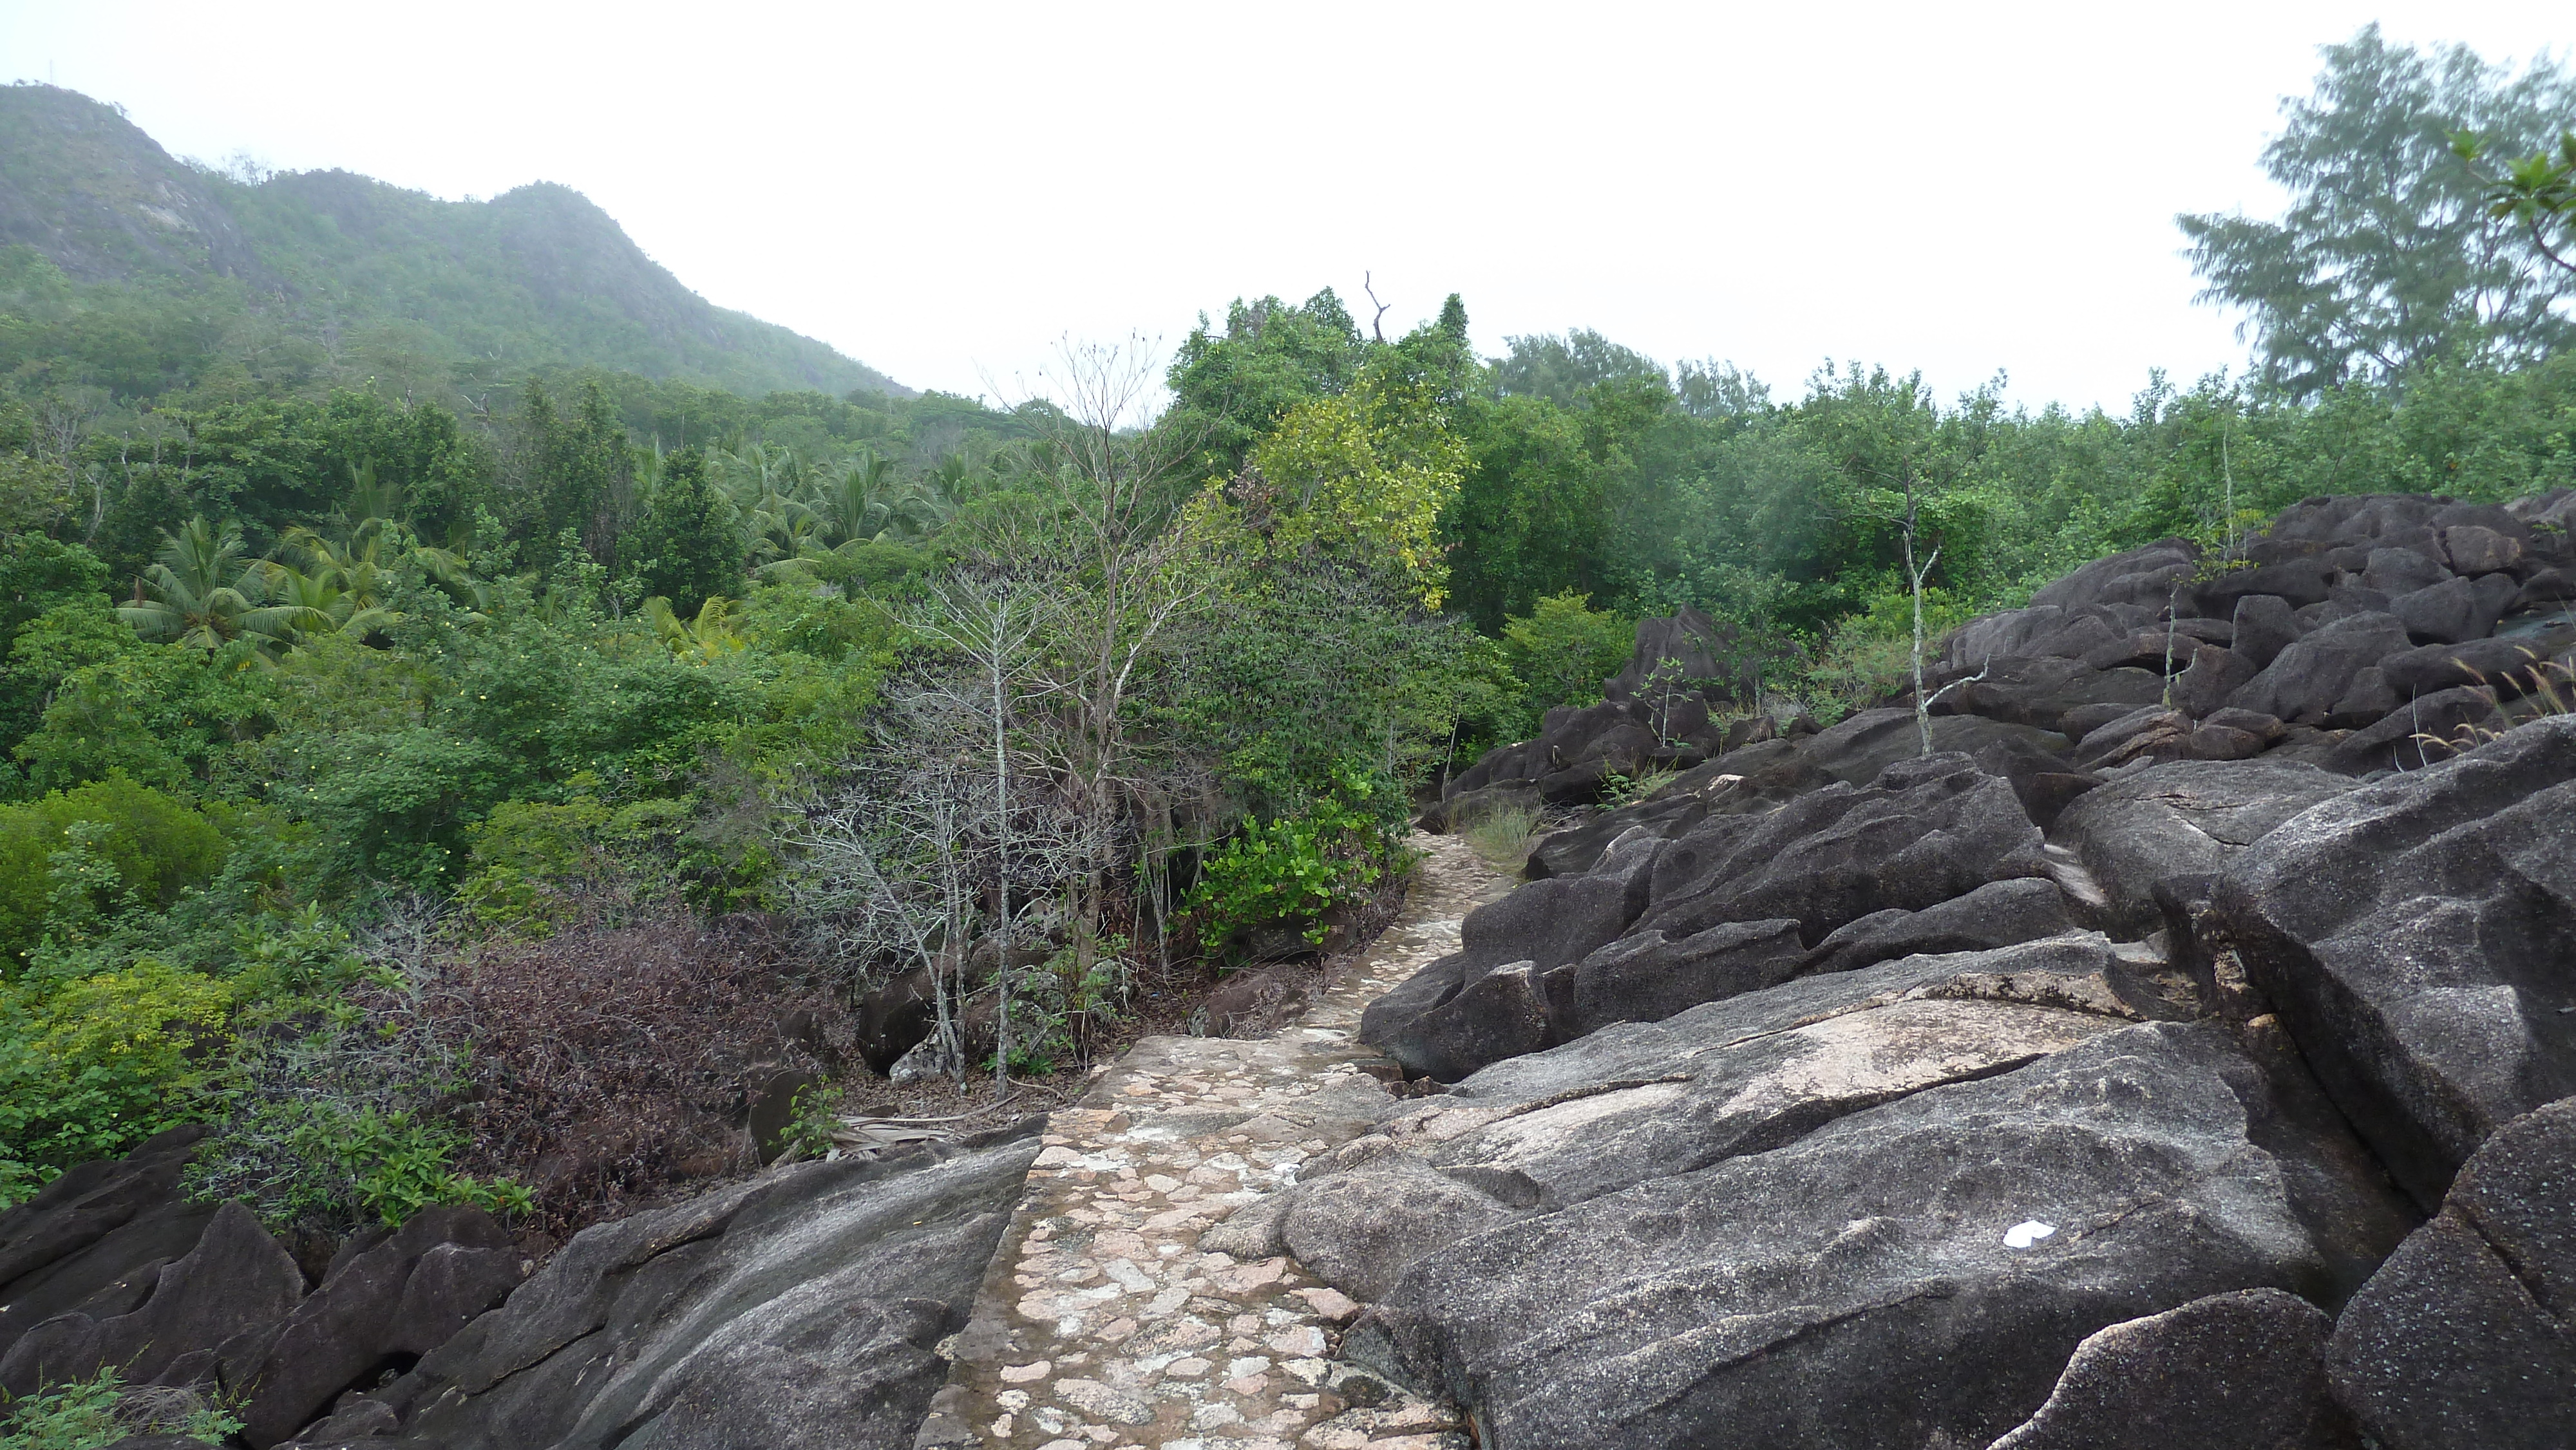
[{"x1": 914, "y1": 831, "x2": 1511, "y2": 1450}]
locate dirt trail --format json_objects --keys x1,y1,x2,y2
[{"x1": 914, "y1": 831, "x2": 1511, "y2": 1450}]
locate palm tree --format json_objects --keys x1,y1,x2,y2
[
  {"x1": 805, "y1": 451, "x2": 907, "y2": 547},
  {"x1": 118, "y1": 517, "x2": 329, "y2": 653},
  {"x1": 643, "y1": 593, "x2": 747, "y2": 663}
]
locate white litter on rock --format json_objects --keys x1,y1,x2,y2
[{"x1": 2003, "y1": 1219, "x2": 2057, "y2": 1248}]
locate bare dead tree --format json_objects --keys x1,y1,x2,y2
[
  {"x1": 1895, "y1": 465, "x2": 1944, "y2": 757},
  {"x1": 986, "y1": 335, "x2": 1220, "y2": 979},
  {"x1": 1363, "y1": 272, "x2": 1391, "y2": 343},
  {"x1": 905, "y1": 576, "x2": 1049, "y2": 1084}
]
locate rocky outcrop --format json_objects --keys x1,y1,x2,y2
[
  {"x1": 1367, "y1": 754, "x2": 2060, "y2": 1080},
  {"x1": 228, "y1": 1208, "x2": 525, "y2": 1447},
  {"x1": 2212, "y1": 714, "x2": 2576, "y2": 1206},
  {"x1": 1329, "y1": 494, "x2": 2576, "y2": 1447},
  {"x1": 1, "y1": 1124, "x2": 1038, "y2": 1450},
  {"x1": 290, "y1": 1125, "x2": 1043, "y2": 1450},
  {"x1": 0, "y1": 1127, "x2": 215, "y2": 1366},
  {"x1": 0, "y1": 1132, "x2": 526, "y2": 1447},
  {"x1": 2052, "y1": 757, "x2": 2358, "y2": 935},
  {"x1": 1324, "y1": 1021, "x2": 2405, "y2": 1450},
  {"x1": 0, "y1": 1200, "x2": 303, "y2": 1394}
]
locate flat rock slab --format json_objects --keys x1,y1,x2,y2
[{"x1": 915, "y1": 833, "x2": 1507, "y2": 1450}]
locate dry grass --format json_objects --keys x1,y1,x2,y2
[
  {"x1": 1461, "y1": 804, "x2": 1545, "y2": 871},
  {"x1": 2410, "y1": 652, "x2": 2574, "y2": 760}
]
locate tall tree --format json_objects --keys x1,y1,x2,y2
[
  {"x1": 2179, "y1": 26, "x2": 2576, "y2": 397},
  {"x1": 1163, "y1": 290, "x2": 1369, "y2": 480},
  {"x1": 620, "y1": 449, "x2": 743, "y2": 616},
  {"x1": 1490, "y1": 329, "x2": 1670, "y2": 406}
]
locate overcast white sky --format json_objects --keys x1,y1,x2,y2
[{"x1": 4, "y1": 3, "x2": 2570, "y2": 414}]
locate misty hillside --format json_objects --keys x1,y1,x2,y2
[{"x1": 0, "y1": 82, "x2": 905, "y2": 400}]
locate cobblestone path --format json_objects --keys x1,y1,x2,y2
[{"x1": 915, "y1": 832, "x2": 1511, "y2": 1450}]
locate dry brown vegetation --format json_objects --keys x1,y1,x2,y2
[{"x1": 421, "y1": 908, "x2": 854, "y2": 1238}]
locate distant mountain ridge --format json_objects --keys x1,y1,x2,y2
[{"x1": 0, "y1": 83, "x2": 907, "y2": 399}]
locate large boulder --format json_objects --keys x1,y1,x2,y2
[
  {"x1": 2325, "y1": 1098, "x2": 2576, "y2": 1449},
  {"x1": 1604, "y1": 605, "x2": 1739, "y2": 708},
  {"x1": 2231, "y1": 594, "x2": 2304, "y2": 670},
  {"x1": 1331, "y1": 1021, "x2": 2405, "y2": 1450},
  {"x1": 1455, "y1": 829, "x2": 1660, "y2": 975},
  {"x1": 2380, "y1": 628, "x2": 2576, "y2": 695},
  {"x1": 2389, "y1": 572, "x2": 2517, "y2": 645},
  {"x1": 314, "y1": 1127, "x2": 1043, "y2": 1450},
  {"x1": 2226, "y1": 613, "x2": 2411, "y2": 724},
  {"x1": 1361, "y1": 833, "x2": 1663, "y2": 1076},
  {"x1": 1284, "y1": 936, "x2": 2175, "y2": 1296},
  {"x1": 1986, "y1": 1289, "x2": 2352, "y2": 1450},
  {"x1": 2052, "y1": 758, "x2": 2358, "y2": 936},
  {"x1": 2324, "y1": 684, "x2": 2503, "y2": 774},
  {"x1": 1795, "y1": 876, "x2": 2074, "y2": 976},
  {"x1": 2026, "y1": 538, "x2": 2198, "y2": 613},
  {"x1": 1932, "y1": 659, "x2": 2166, "y2": 735},
  {"x1": 1640, "y1": 753, "x2": 2046, "y2": 945},
  {"x1": 1803, "y1": 708, "x2": 2075, "y2": 787},
  {"x1": 2213, "y1": 716, "x2": 2576, "y2": 1207},
  {"x1": 1548, "y1": 917, "x2": 1805, "y2": 1039}
]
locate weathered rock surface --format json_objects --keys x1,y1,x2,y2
[
  {"x1": 1795, "y1": 876, "x2": 2073, "y2": 977},
  {"x1": 0, "y1": 1200, "x2": 301, "y2": 1395},
  {"x1": 0, "y1": 1127, "x2": 216, "y2": 1368},
  {"x1": 2325, "y1": 1098, "x2": 2576, "y2": 1448},
  {"x1": 2214, "y1": 715, "x2": 2576, "y2": 1205},
  {"x1": 1369, "y1": 755, "x2": 2063, "y2": 1080},
  {"x1": 296, "y1": 1129, "x2": 1042, "y2": 1450},
  {"x1": 1985, "y1": 1288, "x2": 2353, "y2": 1450},
  {"x1": 2053, "y1": 758, "x2": 2357, "y2": 935},
  {"x1": 1549, "y1": 916, "x2": 1805, "y2": 1037},
  {"x1": 1331, "y1": 1022, "x2": 2399, "y2": 1450},
  {"x1": 1348, "y1": 494, "x2": 2576, "y2": 1449},
  {"x1": 1638, "y1": 753, "x2": 2045, "y2": 944},
  {"x1": 229, "y1": 1207, "x2": 524, "y2": 1447}
]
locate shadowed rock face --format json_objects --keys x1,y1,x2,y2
[
  {"x1": 0, "y1": 1201, "x2": 302, "y2": 1397},
  {"x1": 297, "y1": 1128, "x2": 1043, "y2": 1450},
  {"x1": 2214, "y1": 715, "x2": 2576, "y2": 1207},
  {"x1": 2327, "y1": 1098, "x2": 2576, "y2": 1450},
  {"x1": 0, "y1": 1127, "x2": 214, "y2": 1368},
  {"x1": 1987, "y1": 1289, "x2": 2353, "y2": 1450}
]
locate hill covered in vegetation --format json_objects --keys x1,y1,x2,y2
[{"x1": 0, "y1": 82, "x2": 905, "y2": 403}]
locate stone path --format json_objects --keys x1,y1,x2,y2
[{"x1": 916, "y1": 833, "x2": 1512, "y2": 1450}]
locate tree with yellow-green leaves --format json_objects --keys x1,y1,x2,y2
[{"x1": 1192, "y1": 350, "x2": 1469, "y2": 610}]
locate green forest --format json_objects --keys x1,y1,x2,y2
[{"x1": 2, "y1": 24, "x2": 2573, "y2": 1241}]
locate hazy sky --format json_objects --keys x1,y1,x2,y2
[{"x1": 4, "y1": 3, "x2": 2570, "y2": 413}]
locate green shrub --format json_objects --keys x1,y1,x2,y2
[
  {"x1": 1799, "y1": 586, "x2": 1976, "y2": 721},
  {"x1": 1500, "y1": 590, "x2": 1633, "y2": 735},
  {"x1": 1188, "y1": 765, "x2": 1412, "y2": 961},
  {"x1": 0, "y1": 777, "x2": 229, "y2": 968},
  {"x1": 0, "y1": 957, "x2": 232, "y2": 1201},
  {"x1": 0, "y1": 1368, "x2": 241, "y2": 1448},
  {"x1": 187, "y1": 987, "x2": 533, "y2": 1232}
]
